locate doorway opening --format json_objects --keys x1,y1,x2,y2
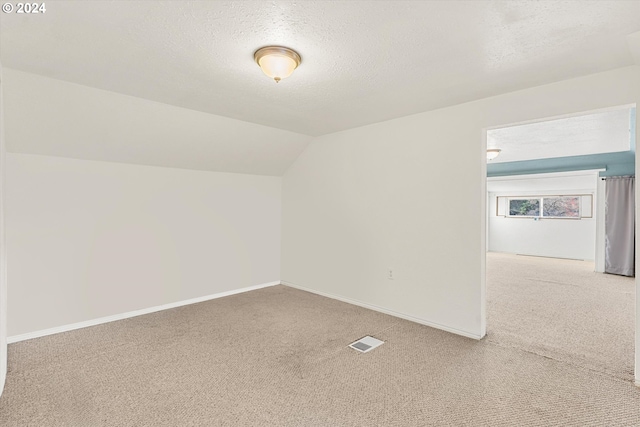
[{"x1": 484, "y1": 105, "x2": 636, "y2": 382}]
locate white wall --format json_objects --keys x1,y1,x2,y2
[
  {"x1": 488, "y1": 172, "x2": 598, "y2": 261},
  {"x1": 0, "y1": 63, "x2": 7, "y2": 397},
  {"x1": 2, "y1": 68, "x2": 311, "y2": 176},
  {"x1": 6, "y1": 154, "x2": 281, "y2": 337},
  {"x1": 488, "y1": 193, "x2": 596, "y2": 260},
  {"x1": 282, "y1": 66, "x2": 640, "y2": 340},
  {"x1": 595, "y1": 177, "x2": 606, "y2": 272}
]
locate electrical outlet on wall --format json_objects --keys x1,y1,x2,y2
[{"x1": 388, "y1": 268, "x2": 394, "y2": 280}]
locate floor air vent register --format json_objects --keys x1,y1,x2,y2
[{"x1": 348, "y1": 336, "x2": 384, "y2": 353}]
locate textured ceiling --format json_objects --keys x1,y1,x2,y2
[
  {"x1": 487, "y1": 107, "x2": 633, "y2": 164},
  {"x1": 2, "y1": 1, "x2": 640, "y2": 137}
]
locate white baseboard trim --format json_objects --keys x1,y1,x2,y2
[
  {"x1": 281, "y1": 281, "x2": 483, "y2": 340},
  {"x1": 8, "y1": 281, "x2": 281, "y2": 344}
]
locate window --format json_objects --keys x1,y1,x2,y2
[
  {"x1": 499, "y1": 194, "x2": 589, "y2": 219},
  {"x1": 542, "y1": 196, "x2": 580, "y2": 218},
  {"x1": 509, "y1": 199, "x2": 540, "y2": 217}
]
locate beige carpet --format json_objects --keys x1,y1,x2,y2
[
  {"x1": 1, "y1": 284, "x2": 639, "y2": 426},
  {"x1": 487, "y1": 252, "x2": 635, "y2": 382}
]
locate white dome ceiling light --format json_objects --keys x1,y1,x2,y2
[{"x1": 254, "y1": 46, "x2": 301, "y2": 83}]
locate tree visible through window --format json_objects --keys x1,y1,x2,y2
[
  {"x1": 507, "y1": 196, "x2": 581, "y2": 218},
  {"x1": 542, "y1": 196, "x2": 580, "y2": 218},
  {"x1": 509, "y1": 199, "x2": 540, "y2": 216}
]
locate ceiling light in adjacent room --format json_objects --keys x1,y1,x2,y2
[
  {"x1": 487, "y1": 149, "x2": 502, "y2": 161},
  {"x1": 254, "y1": 46, "x2": 301, "y2": 83}
]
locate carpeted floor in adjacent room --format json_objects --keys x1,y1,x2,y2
[
  {"x1": 0, "y1": 253, "x2": 638, "y2": 426},
  {"x1": 487, "y1": 252, "x2": 635, "y2": 382}
]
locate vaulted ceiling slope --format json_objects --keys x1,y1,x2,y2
[
  {"x1": 2, "y1": 69, "x2": 312, "y2": 176},
  {"x1": 2, "y1": 1, "x2": 640, "y2": 138}
]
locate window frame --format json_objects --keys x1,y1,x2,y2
[{"x1": 498, "y1": 194, "x2": 592, "y2": 220}]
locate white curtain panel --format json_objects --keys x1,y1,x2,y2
[{"x1": 605, "y1": 176, "x2": 635, "y2": 277}]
